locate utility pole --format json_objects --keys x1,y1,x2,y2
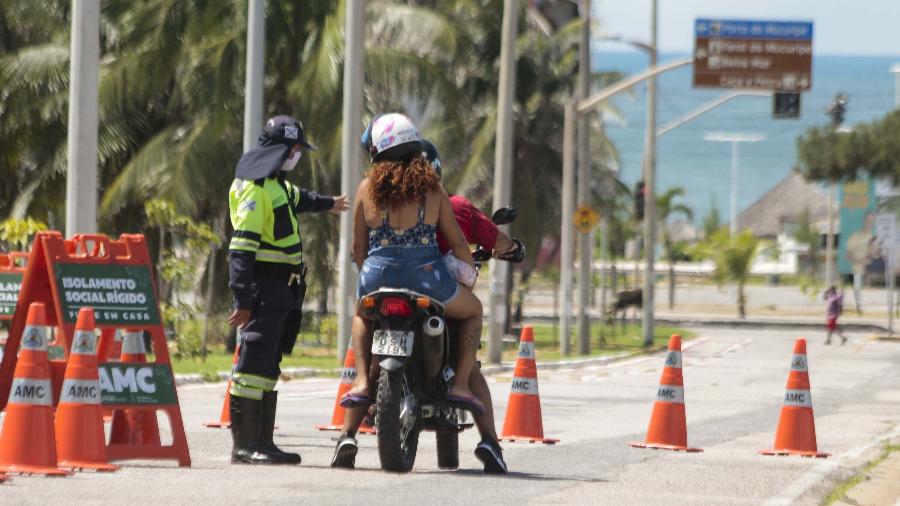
[
  {"x1": 242, "y1": 0, "x2": 265, "y2": 153},
  {"x1": 702, "y1": 133, "x2": 766, "y2": 236},
  {"x1": 65, "y1": 0, "x2": 100, "y2": 236},
  {"x1": 488, "y1": 0, "x2": 518, "y2": 364},
  {"x1": 576, "y1": 0, "x2": 592, "y2": 355},
  {"x1": 559, "y1": 103, "x2": 576, "y2": 356},
  {"x1": 336, "y1": 0, "x2": 365, "y2": 362},
  {"x1": 640, "y1": 0, "x2": 658, "y2": 347}
]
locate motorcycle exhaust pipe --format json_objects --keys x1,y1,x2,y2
[{"x1": 423, "y1": 316, "x2": 445, "y2": 337}]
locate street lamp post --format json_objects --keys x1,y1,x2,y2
[
  {"x1": 242, "y1": 0, "x2": 265, "y2": 153},
  {"x1": 640, "y1": 0, "x2": 658, "y2": 348},
  {"x1": 488, "y1": 0, "x2": 519, "y2": 364},
  {"x1": 576, "y1": 0, "x2": 592, "y2": 355},
  {"x1": 65, "y1": 0, "x2": 100, "y2": 236},
  {"x1": 702, "y1": 133, "x2": 766, "y2": 235},
  {"x1": 336, "y1": 0, "x2": 366, "y2": 362}
]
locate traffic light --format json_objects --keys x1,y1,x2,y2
[
  {"x1": 634, "y1": 181, "x2": 645, "y2": 221},
  {"x1": 773, "y1": 92, "x2": 801, "y2": 119}
]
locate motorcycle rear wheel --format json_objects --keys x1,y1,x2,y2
[{"x1": 376, "y1": 369, "x2": 419, "y2": 472}]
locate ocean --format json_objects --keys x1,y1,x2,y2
[{"x1": 595, "y1": 51, "x2": 900, "y2": 227}]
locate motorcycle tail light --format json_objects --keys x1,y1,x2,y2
[{"x1": 380, "y1": 297, "x2": 412, "y2": 317}]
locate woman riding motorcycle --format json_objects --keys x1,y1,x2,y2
[{"x1": 340, "y1": 113, "x2": 484, "y2": 416}]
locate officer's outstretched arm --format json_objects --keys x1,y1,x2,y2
[{"x1": 295, "y1": 188, "x2": 336, "y2": 213}]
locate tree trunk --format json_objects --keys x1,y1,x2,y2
[
  {"x1": 738, "y1": 280, "x2": 746, "y2": 319},
  {"x1": 201, "y1": 214, "x2": 225, "y2": 362}
]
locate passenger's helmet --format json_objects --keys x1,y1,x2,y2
[
  {"x1": 369, "y1": 113, "x2": 423, "y2": 162},
  {"x1": 421, "y1": 139, "x2": 441, "y2": 179}
]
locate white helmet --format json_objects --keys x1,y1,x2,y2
[{"x1": 369, "y1": 113, "x2": 423, "y2": 162}]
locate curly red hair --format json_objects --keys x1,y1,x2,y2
[{"x1": 368, "y1": 155, "x2": 440, "y2": 210}]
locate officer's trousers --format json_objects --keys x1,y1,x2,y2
[{"x1": 231, "y1": 276, "x2": 296, "y2": 400}]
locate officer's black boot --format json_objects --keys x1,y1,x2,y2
[
  {"x1": 259, "y1": 391, "x2": 301, "y2": 464},
  {"x1": 230, "y1": 396, "x2": 275, "y2": 464}
]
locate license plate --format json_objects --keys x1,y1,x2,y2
[{"x1": 372, "y1": 330, "x2": 414, "y2": 357}]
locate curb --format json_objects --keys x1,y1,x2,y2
[{"x1": 520, "y1": 314, "x2": 888, "y2": 333}]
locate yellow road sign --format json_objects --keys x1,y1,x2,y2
[{"x1": 574, "y1": 205, "x2": 599, "y2": 234}]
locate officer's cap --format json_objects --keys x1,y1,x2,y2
[{"x1": 259, "y1": 115, "x2": 317, "y2": 151}]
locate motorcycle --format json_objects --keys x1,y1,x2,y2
[{"x1": 359, "y1": 207, "x2": 522, "y2": 472}]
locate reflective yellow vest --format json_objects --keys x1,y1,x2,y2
[{"x1": 228, "y1": 177, "x2": 303, "y2": 266}]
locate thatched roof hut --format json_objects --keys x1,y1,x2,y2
[{"x1": 735, "y1": 172, "x2": 831, "y2": 239}]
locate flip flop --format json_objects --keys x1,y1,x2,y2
[
  {"x1": 447, "y1": 394, "x2": 485, "y2": 415},
  {"x1": 339, "y1": 393, "x2": 373, "y2": 408}
]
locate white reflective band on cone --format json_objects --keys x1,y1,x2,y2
[
  {"x1": 20, "y1": 325, "x2": 48, "y2": 351},
  {"x1": 340, "y1": 367, "x2": 356, "y2": 384},
  {"x1": 790, "y1": 354, "x2": 808, "y2": 372},
  {"x1": 9, "y1": 378, "x2": 52, "y2": 406},
  {"x1": 655, "y1": 385, "x2": 685, "y2": 403},
  {"x1": 663, "y1": 351, "x2": 682, "y2": 369},
  {"x1": 71, "y1": 330, "x2": 97, "y2": 355},
  {"x1": 783, "y1": 389, "x2": 812, "y2": 407},
  {"x1": 517, "y1": 341, "x2": 535, "y2": 359},
  {"x1": 59, "y1": 379, "x2": 101, "y2": 404},
  {"x1": 121, "y1": 332, "x2": 146, "y2": 354},
  {"x1": 510, "y1": 376, "x2": 539, "y2": 395}
]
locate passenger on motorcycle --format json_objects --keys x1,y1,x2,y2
[
  {"x1": 341, "y1": 113, "x2": 484, "y2": 412},
  {"x1": 422, "y1": 138, "x2": 518, "y2": 474},
  {"x1": 332, "y1": 120, "x2": 514, "y2": 473}
]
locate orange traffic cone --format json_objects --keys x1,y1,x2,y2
[
  {"x1": 629, "y1": 335, "x2": 702, "y2": 452},
  {"x1": 500, "y1": 326, "x2": 558, "y2": 444},
  {"x1": 760, "y1": 338, "x2": 830, "y2": 458},
  {"x1": 109, "y1": 329, "x2": 161, "y2": 446},
  {"x1": 203, "y1": 344, "x2": 240, "y2": 429},
  {"x1": 0, "y1": 302, "x2": 70, "y2": 476},
  {"x1": 316, "y1": 345, "x2": 375, "y2": 434},
  {"x1": 54, "y1": 308, "x2": 118, "y2": 471}
]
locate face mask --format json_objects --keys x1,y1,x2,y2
[{"x1": 281, "y1": 149, "x2": 302, "y2": 172}]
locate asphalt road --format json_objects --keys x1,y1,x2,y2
[{"x1": 1, "y1": 327, "x2": 898, "y2": 505}]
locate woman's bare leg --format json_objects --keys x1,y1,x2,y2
[
  {"x1": 345, "y1": 307, "x2": 372, "y2": 399},
  {"x1": 443, "y1": 287, "x2": 482, "y2": 400}
]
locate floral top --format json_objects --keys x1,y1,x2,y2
[{"x1": 368, "y1": 201, "x2": 437, "y2": 252}]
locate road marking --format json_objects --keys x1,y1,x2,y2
[{"x1": 764, "y1": 423, "x2": 900, "y2": 506}]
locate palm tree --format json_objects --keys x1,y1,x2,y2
[
  {"x1": 1, "y1": 0, "x2": 464, "y2": 312},
  {"x1": 656, "y1": 187, "x2": 692, "y2": 309},
  {"x1": 694, "y1": 229, "x2": 760, "y2": 318}
]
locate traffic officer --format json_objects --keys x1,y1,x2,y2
[{"x1": 227, "y1": 115, "x2": 349, "y2": 465}]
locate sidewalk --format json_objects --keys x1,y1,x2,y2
[{"x1": 835, "y1": 444, "x2": 900, "y2": 506}]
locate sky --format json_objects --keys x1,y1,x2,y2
[{"x1": 594, "y1": 0, "x2": 900, "y2": 56}]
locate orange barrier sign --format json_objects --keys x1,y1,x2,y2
[{"x1": 0, "y1": 232, "x2": 190, "y2": 467}]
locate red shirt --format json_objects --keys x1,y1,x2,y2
[{"x1": 437, "y1": 195, "x2": 499, "y2": 254}]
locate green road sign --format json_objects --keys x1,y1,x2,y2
[
  {"x1": 53, "y1": 263, "x2": 160, "y2": 325},
  {"x1": 98, "y1": 363, "x2": 177, "y2": 405},
  {"x1": 0, "y1": 272, "x2": 23, "y2": 317}
]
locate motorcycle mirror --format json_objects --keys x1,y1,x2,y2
[{"x1": 491, "y1": 206, "x2": 517, "y2": 225}]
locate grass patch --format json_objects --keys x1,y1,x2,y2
[
  {"x1": 170, "y1": 345, "x2": 339, "y2": 376},
  {"x1": 491, "y1": 323, "x2": 695, "y2": 363},
  {"x1": 823, "y1": 441, "x2": 900, "y2": 505},
  {"x1": 169, "y1": 323, "x2": 695, "y2": 377}
]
